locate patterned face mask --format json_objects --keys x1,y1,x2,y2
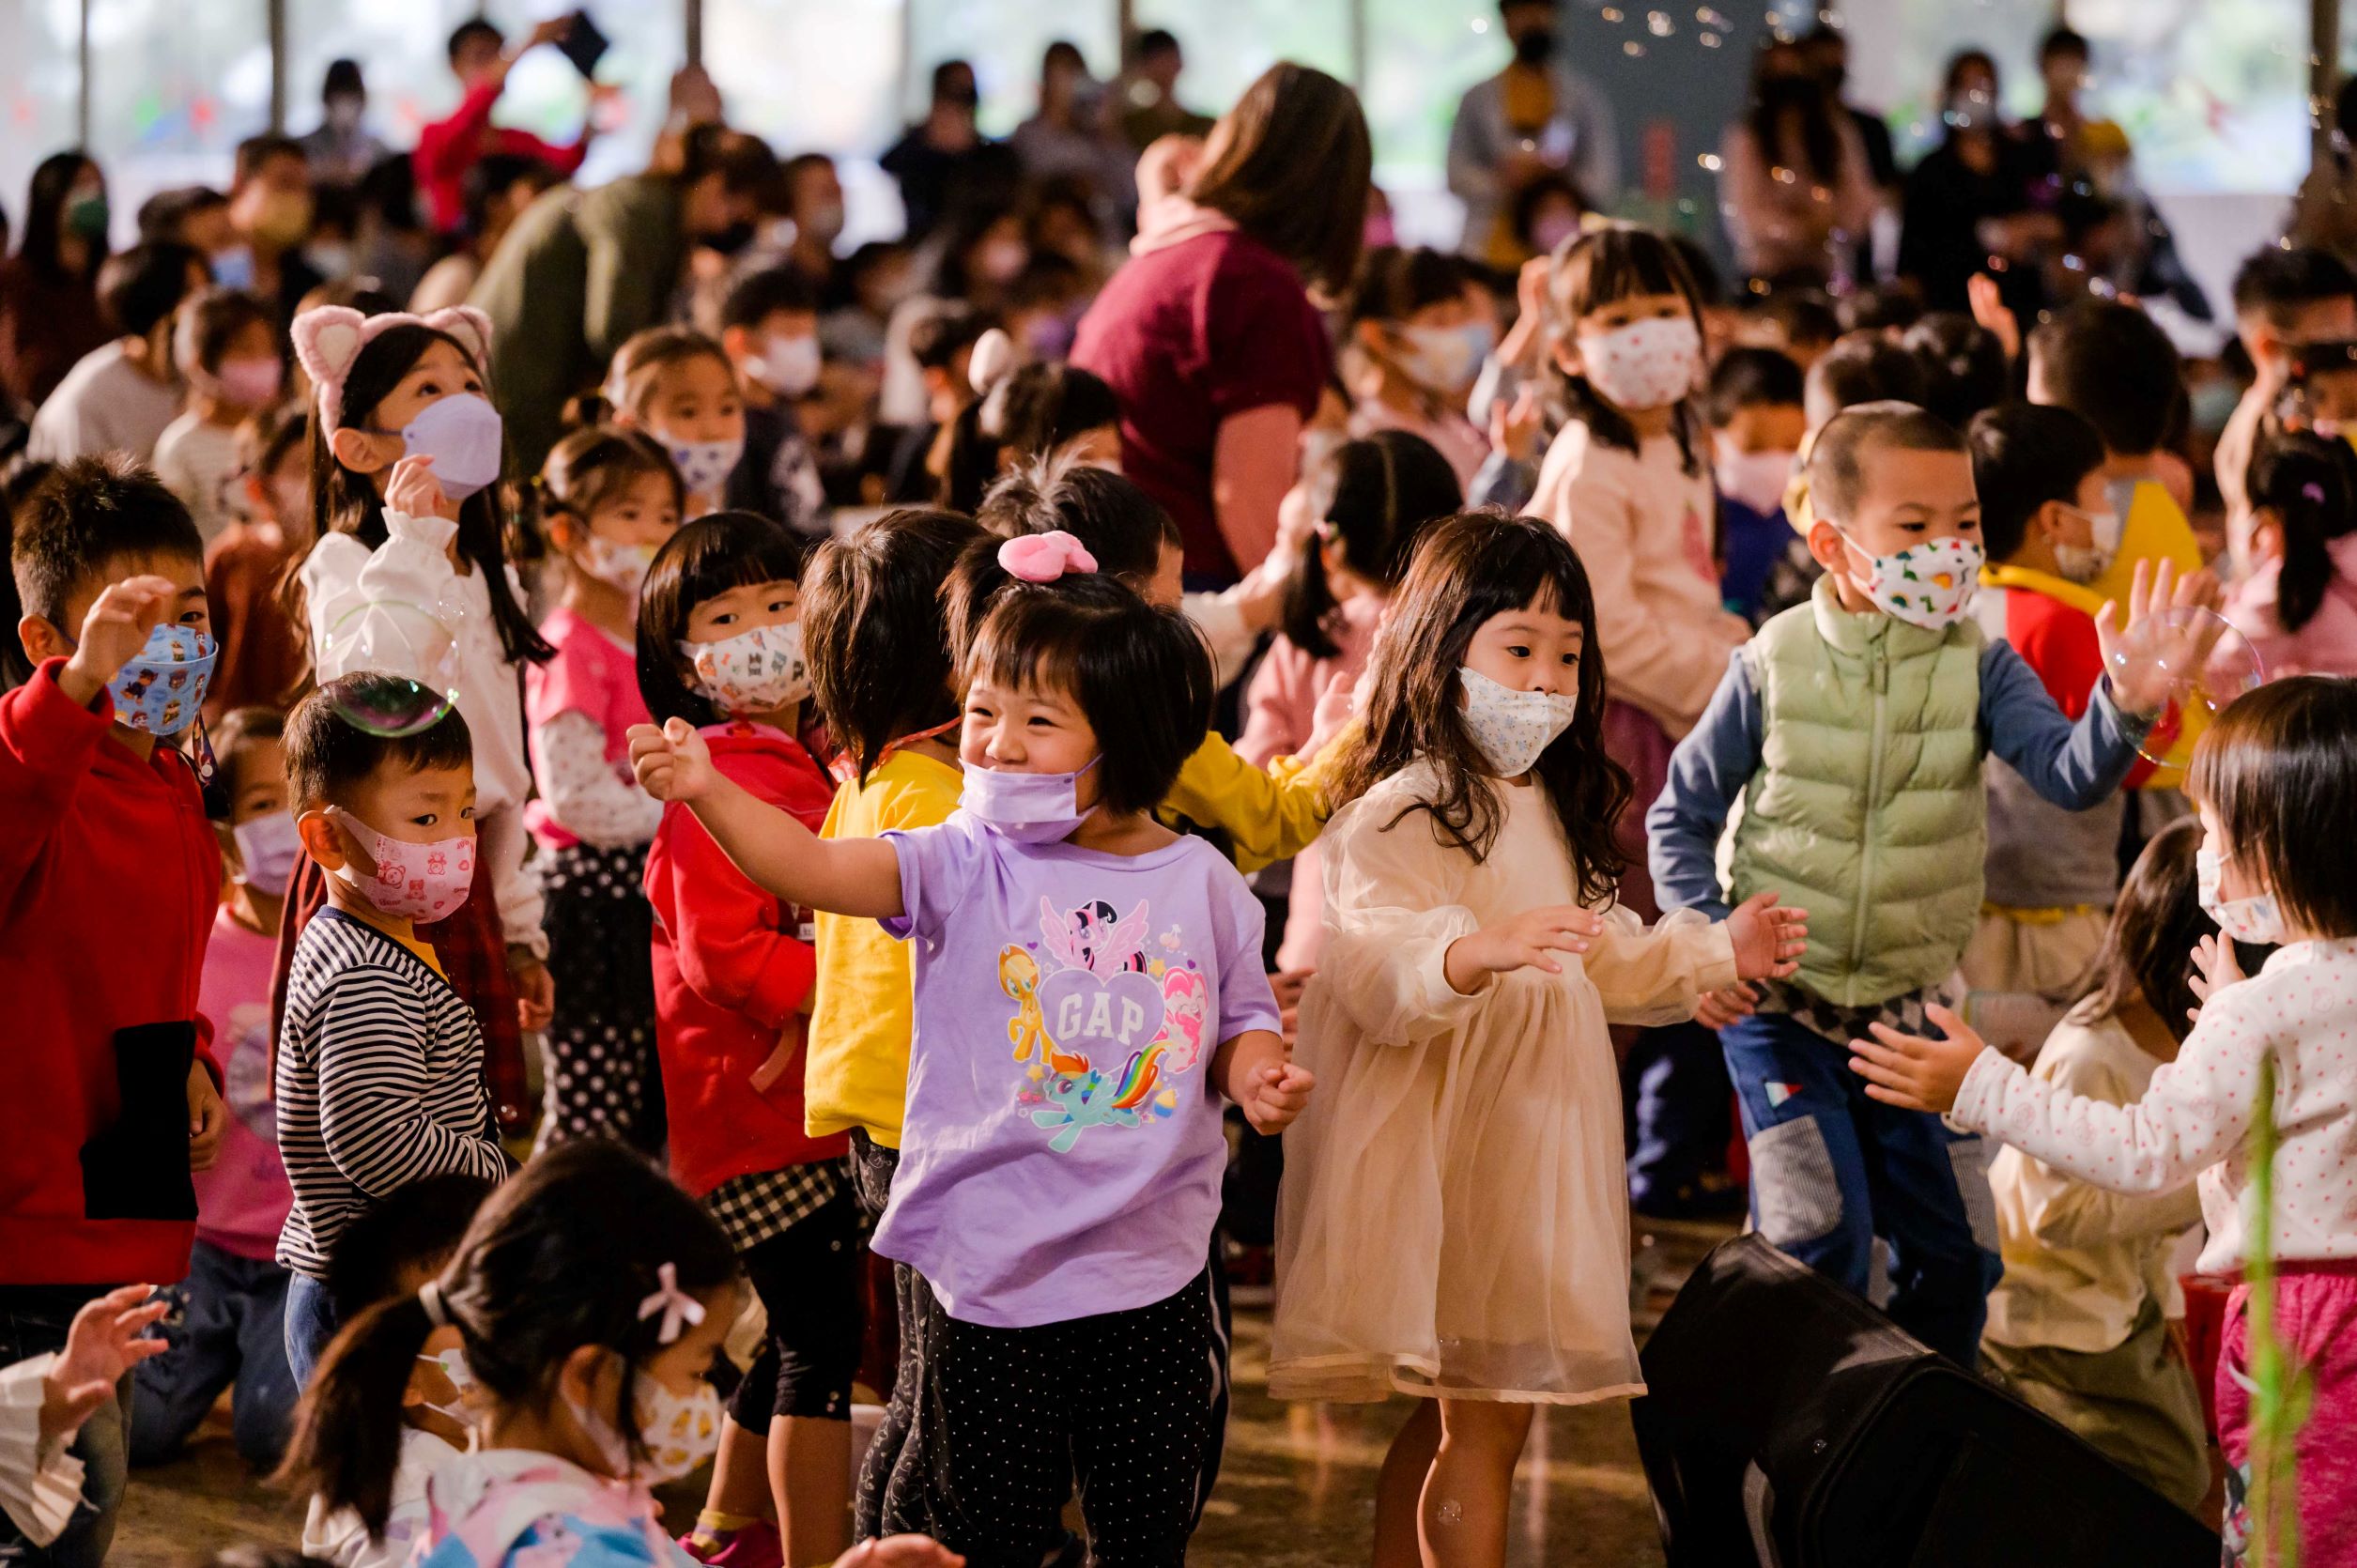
[
  {"x1": 80, "y1": 623, "x2": 215, "y2": 735},
  {"x1": 1458, "y1": 666, "x2": 1579, "y2": 777},
  {"x1": 1835, "y1": 530, "x2": 1983, "y2": 630},
  {"x1": 1575, "y1": 315, "x2": 1702, "y2": 411},
  {"x1": 2197, "y1": 843, "x2": 2288, "y2": 947},
  {"x1": 679, "y1": 622, "x2": 810, "y2": 715},
  {"x1": 665, "y1": 436, "x2": 746, "y2": 500},
  {"x1": 327, "y1": 806, "x2": 475, "y2": 923}
]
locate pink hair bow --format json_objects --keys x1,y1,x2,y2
[
  {"x1": 637, "y1": 1262, "x2": 706, "y2": 1345},
  {"x1": 291, "y1": 304, "x2": 494, "y2": 430},
  {"x1": 998, "y1": 530, "x2": 1098, "y2": 583}
]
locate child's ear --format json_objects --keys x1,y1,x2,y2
[
  {"x1": 1805, "y1": 516, "x2": 1852, "y2": 575},
  {"x1": 297, "y1": 809, "x2": 347, "y2": 871},
  {"x1": 1549, "y1": 334, "x2": 1582, "y2": 382},
  {"x1": 2027, "y1": 498, "x2": 2069, "y2": 545},
  {"x1": 17, "y1": 614, "x2": 69, "y2": 668},
  {"x1": 545, "y1": 510, "x2": 586, "y2": 554},
  {"x1": 2252, "y1": 508, "x2": 2287, "y2": 566},
  {"x1": 329, "y1": 424, "x2": 403, "y2": 476}
]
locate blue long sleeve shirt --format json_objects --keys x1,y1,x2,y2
[{"x1": 1645, "y1": 639, "x2": 2152, "y2": 921}]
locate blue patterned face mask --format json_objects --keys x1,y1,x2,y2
[{"x1": 99, "y1": 623, "x2": 217, "y2": 735}]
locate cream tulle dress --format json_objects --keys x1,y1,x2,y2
[{"x1": 1270, "y1": 763, "x2": 1737, "y2": 1405}]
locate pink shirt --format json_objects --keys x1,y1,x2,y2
[
  {"x1": 1348, "y1": 398, "x2": 1489, "y2": 495},
  {"x1": 526, "y1": 607, "x2": 655, "y2": 851},
  {"x1": 2220, "y1": 534, "x2": 2357, "y2": 682},
  {"x1": 195, "y1": 911, "x2": 293, "y2": 1260}
]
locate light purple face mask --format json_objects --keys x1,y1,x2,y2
[
  {"x1": 399, "y1": 392, "x2": 504, "y2": 501},
  {"x1": 960, "y1": 757, "x2": 1100, "y2": 844}
]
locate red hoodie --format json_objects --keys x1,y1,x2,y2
[
  {"x1": 645, "y1": 722, "x2": 849, "y2": 1196},
  {"x1": 415, "y1": 80, "x2": 590, "y2": 235},
  {"x1": 0, "y1": 661, "x2": 222, "y2": 1284}
]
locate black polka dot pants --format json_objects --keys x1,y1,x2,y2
[
  {"x1": 867, "y1": 1266, "x2": 1220, "y2": 1568},
  {"x1": 532, "y1": 839, "x2": 665, "y2": 1157}
]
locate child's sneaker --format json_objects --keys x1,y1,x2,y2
[{"x1": 680, "y1": 1514, "x2": 782, "y2": 1568}]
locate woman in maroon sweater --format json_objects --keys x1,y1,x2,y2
[
  {"x1": 0, "y1": 152, "x2": 112, "y2": 409},
  {"x1": 1073, "y1": 63, "x2": 1370, "y2": 586}
]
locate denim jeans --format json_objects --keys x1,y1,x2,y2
[
  {"x1": 129, "y1": 1239, "x2": 295, "y2": 1468},
  {"x1": 281, "y1": 1270, "x2": 338, "y2": 1391},
  {"x1": 1720, "y1": 1009, "x2": 2004, "y2": 1366},
  {"x1": 0, "y1": 1286, "x2": 134, "y2": 1568}
]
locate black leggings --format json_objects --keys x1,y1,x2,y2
[{"x1": 732, "y1": 1188, "x2": 864, "y2": 1427}]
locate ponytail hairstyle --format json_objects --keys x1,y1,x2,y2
[
  {"x1": 2247, "y1": 429, "x2": 2357, "y2": 634},
  {"x1": 801, "y1": 509, "x2": 984, "y2": 782},
  {"x1": 1281, "y1": 430, "x2": 1462, "y2": 659},
  {"x1": 292, "y1": 312, "x2": 553, "y2": 668},
  {"x1": 635, "y1": 511, "x2": 811, "y2": 730},
  {"x1": 533, "y1": 426, "x2": 684, "y2": 558},
  {"x1": 975, "y1": 453, "x2": 1179, "y2": 590},
  {"x1": 1335, "y1": 513, "x2": 1629, "y2": 893},
  {"x1": 1545, "y1": 225, "x2": 1711, "y2": 475},
  {"x1": 278, "y1": 1141, "x2": 736, "y2": 1538},
  {"x1": 578, "y1": 325, "x2": 738, "y2": 429},
  {"x1": 942, "y1": 333, "x2": 1121, "y2": 514}
]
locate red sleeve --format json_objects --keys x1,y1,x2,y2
[
  {"x1": 0, "y1": 660, "x2": 113, "y2": 910},
  {"x1": 497, "y1": 129, "x2": 588, "y2": 177},
  {"x1": 416, "y1": 81, "x2": 505, "y2": 183},
  {"x1": 651, "y1": 805, "x2": 816, "y2": 1029},
  {"x1": 1202, "y1": 247, "x2": 1329, "y2": 423},
  {"x1": 2011, "y1": 596, "x2": 2164, "y2": 786}
]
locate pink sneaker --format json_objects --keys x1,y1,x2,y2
[{"x1": 679, "y1": 1519, "x2": 783, "y2": 1568}]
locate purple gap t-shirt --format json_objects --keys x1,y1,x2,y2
[{"x1": 873, "y1": 810, "x2": 1282, "y2": 1328}]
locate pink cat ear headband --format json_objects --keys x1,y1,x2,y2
[
  {"x1": 998, "y1": 530, "x2": 1097, "y2": 583},
  {"x1": 291, "y1": 304, "x2": 494, "y2": 430}
]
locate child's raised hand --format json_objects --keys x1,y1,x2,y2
[
  {"x1": 40, "y1": 1284, "x2": 168, "y2": 1443},
  {"x1": 2187, "y1": 932, "x2": 2245, "y2": 1022},
  {"x1": 1846, "y1": 1002, "x2": 1988, "y2": 1115},
  {"x1": 1489, "y1": 385, "x2": 1544, "y2": 465},
  {"x1": 383, "y1": 453, "x2": 448, "y2": 521},
  {"x1": 1443, "y1": 904, "x2": 1608, "y2": 993},
  {"x1": 58, "y1": 575, "x2": 178, "y2": 706},
  {"x1": 628, "y1": 717, "x2": 718, "y2": 803},
  {"x1": 1695, "y1": 981, "x2": 1759, "y2": 1031},
  {"x1": 1966, "y1": 273, "x2": 2021, "y2": 363},
  {"x1": 1239, "y1": 1058, "x2": 1317, "y2": 1135},
  {"x1": 2094, "y1": 558, "x2": 2227, "y2": 717},
  {"x1": 1725, "y1": 890, "x2": 1808, "y2": 982}
]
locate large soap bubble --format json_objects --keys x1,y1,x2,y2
[
  {"x1": 317, "y1": 593, "x2": 470, "y2": 737},
  {"x1": 2105, "y1": 606, "x2": 2264, "y2": 767}
]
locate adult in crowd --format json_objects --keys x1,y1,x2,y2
[
  {"x1": 470, "y1": 123, "x2": 779, "y2": 472},
  {"x1": 1012, "y1": 41, "x2": 1133, "y2": 222},
  {"x1": 0, "y1": 152, "x2": 112, "y2": 409},
  {"x1": 1897, "y1": 50, "x2": 2057, "y2": 315},
  {"x1": 881, "y1": 60, "x2": 1023, "y2": 242},
  {"x1": 1073, "y1": 62, "x2": 1370, "y2": 586},
  {"x1": 776, "y1": 152, "x2": 849, "y2": 297},
  {"x1": 1446, "y1": 0, "x2": 1622, "y2": 268},
  {"x1": 2028, "y1": 26, "x2": 2129, "y2": 187},
  {"x1": 1800, "y1": 24, "x2": 1898, "y2": 198},
  {"x1": 297, "y1": 59, "x2": 391, "y2": 189},
  {"x1": 1717, "y1": 37, "x2": 1879, "y2": 285},
  {"x1": 136, "y1": 188, "x2": 234, "y2": 269},
  {"x1": 408, "y1": 155, "x2": 561, "y2": 314},
  {"x1": 417, "y1": 16, "x2": 594, "y2": 237},
  {"x1": 25, "y1": 241, "x2": 207, "y2": 463},
  {"x1": 217, "y1": 135, "x2": 322, "y2": 328},
  {"x1": 1118, "y1": 29, "x2": 1216, "y2": 152}
]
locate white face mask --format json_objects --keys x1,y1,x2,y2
[
  {"x1": 581, "y1": 538, "x2": 660, "y2": 595},
  {"x1": 1575, "y1": 315, "x2": 1702, "y2": 411},
  {"x1": 565, "y1": 1370, "x2": 723, "y2": 1486},
  {"x1": 231, "y1": 809, "x2": 304, "y2": 898},
  {"x1": 665, "y1": 436, "x2": 746, "y2": 500},
  {"x1": 2050, "y1": 504, "x2": 2123, "y2": 586},
  {"x1": 2197, "y1": 843, "x2": 2288, "y2": 948},
  {"x1": 415, "y1": 1348, "x2": 476, "y2": 1426},
  {"x1": 748, "y1": 333, "x2": 822, "y2": 399},
  {"x1": 1394, "y1": 322, "x2": 1490, "y2": 395},
  {"x1": 1459, "y1": 666, "x2": 1579, "y2": 777},
  {"x1": 1834, "y1": 530, "x2": 1983, "y2": 630},
  {"x1": 680, "y1": 622, "x2": 810, "y2": 715},
  {"x1": 1715, "y1": 443, "x2": 1796, "y2": 517}
]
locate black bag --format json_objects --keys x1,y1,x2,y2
[
  {"x1": 1631, "y1": 1234, "x2": 2217, "y2": 1568},
  {"x1": 79, "y1": 1020, "x2": 198, "y2": 1222}
]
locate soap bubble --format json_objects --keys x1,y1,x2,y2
[
  {"x1": 2104, "y1": 605, "x2": 2264, "y2": 766},
  {"x1": 317, "y1": 594, "x2": 469, "y2": 737}
]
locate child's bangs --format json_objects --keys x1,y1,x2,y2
[
  {"x1": 663, "y1": 515, "x2": 809, "y2": 623},
  {"x1": 1559, "y1": 230, "x2": 1697, "y2": 318},
  {"x1": 964, "y1": 592, "x2": 1091, "y2": 705}
]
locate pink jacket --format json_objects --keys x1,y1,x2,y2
[{"x1": 2221, "y1": 534, "x2": 2357, "y2": 681}]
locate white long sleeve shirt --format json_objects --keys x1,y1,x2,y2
[
  {"x1": 1955, "y1": 939, "x2": 2357, "y2": 1277},
  {"x1": 300, "y1": 510, "x2": 546, "y2": 953}
]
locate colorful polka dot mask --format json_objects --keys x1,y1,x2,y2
[
  {"x1": 1575, "y1": 315, "x2": 1703, "y2": 411},
  {"x1": 1835, "y1": 531, "x2": 1983, "y2": 631}
]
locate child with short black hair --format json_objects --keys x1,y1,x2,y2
[
  {"x1": 4, "y1": 454, "x2": 227, "y2": 1566},
  {"x1": 1650, "y1": 402, "x2": 2209, "y2": 1364},
  {"x1": 1805, "y1": 330, "x2": 1929, "y2": 432},
  {"x1": 1707, "y1": 346, "x2": 1808, "y2": 625},
  {"x1": 716, "y1": 267, "x2": 832, "y2": 537},
  {"x1": 275, "y1": 676, "x2": 510, "y2": 1388},
  {"x1": 1903, "y1": 311, "x2": 2010, "y2": 430},
  {"x1": 301, "y1": 1172, "x2": 493, "y2": 1568},
  {"x1": 155, "y1": 286, "x2": 285, "y2": 543},
  {"x1": 943, "y1": 338, "x2": 1121, "y2": 515}
]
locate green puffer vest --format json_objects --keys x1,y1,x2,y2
[{"x1": 1728, "y1": 576, "x2": 1987, "y2": 1007}]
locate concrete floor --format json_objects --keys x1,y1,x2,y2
[{"x1": 109, "y1": 1224, "x2": 1722, "y2": 1567}]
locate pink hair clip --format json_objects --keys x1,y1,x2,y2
[
  {"x1": 636, "y1": 1262, "x2": 706, "y2": 1345},
  {"x1": 291, "y1": 304, "x2": 494, "y2": 430},
  {"x1": 2304, "y1": 481, "x2": 2329, "y2": 504},
  {"x1": 998, "y1": 530, "x2": 1099, "y2": 583}
]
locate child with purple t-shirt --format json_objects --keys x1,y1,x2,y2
[{"x1": 629, "y1": 537, "x2": 1310, "y2": 1564}]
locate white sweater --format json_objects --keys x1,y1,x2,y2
[{"x1": 1955, "y1": 939, "x2": 2357, "y2": 1277}]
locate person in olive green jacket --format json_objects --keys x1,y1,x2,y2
[
  {"x1": 469, "y1": 125, "x2": 776, "y2": 473},
  {"x1": 1644, "y1": 401, "x2": 2209, "y2": 1366}
]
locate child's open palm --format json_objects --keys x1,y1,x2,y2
[
  {"x1": 628, "y1": 717, "x2": 720, "y2": 803},
  {"x1": 1445, "y1": 904, "x2": 1608, "y2": 993},
  {"x1": 2093, "y1": 558, "x2": 2226, "y2": 717},
  {"x1": 40, "y1": 1284, "x2": 168, "y2": 1442},
  {"x1": 2186, "y1": 932, "x2": 2245, "y2": 1023},
  {"x1": 1725, "y1": 890, "x2": 1808, "y2": 981},
  {"x1": 1846, "y1": 1002, "x2": 1989, "y2": 1115},
  {"x1": 59, "y1": 575, "x2": 177, "y2": 704}
]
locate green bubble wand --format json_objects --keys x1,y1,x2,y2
[{"x1": 2240, "y1": 1053, "x2": 2312, "y2": 1568}]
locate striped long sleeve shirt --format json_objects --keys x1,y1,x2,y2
[{"x1": 274, "y1": 908, "x2": 508, "y2": 1279}]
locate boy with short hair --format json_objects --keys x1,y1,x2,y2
[
  {"x1": 275, "y1": 677, "x2": 508, "y2": 1388},
  {"x1": 1647, "y1": 402, "x2": 2204, "y2": 1363},
  {"x1": 3, "y1": 454, "x2": 227, "y2": 1568},
  {"x1": 2217, "y1": 245, "x2": 2357, "y2": 558},
  {"x1": 130, "y1": 708, "x2": 301, "y2": 1471},
  {"x1": 1709, "y1": 346, "x2": 1809, "y2": 626},
  {"x1": 716, "y1": 264, "x2": 832, "y2": 538},
  {"x1": 1962, "y1": 403, "x2": 2159, "y2": 1049}
]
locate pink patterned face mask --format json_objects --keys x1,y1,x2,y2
[{"x1": 328, "y1": 807, "x2": 475, "y2": 923}]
